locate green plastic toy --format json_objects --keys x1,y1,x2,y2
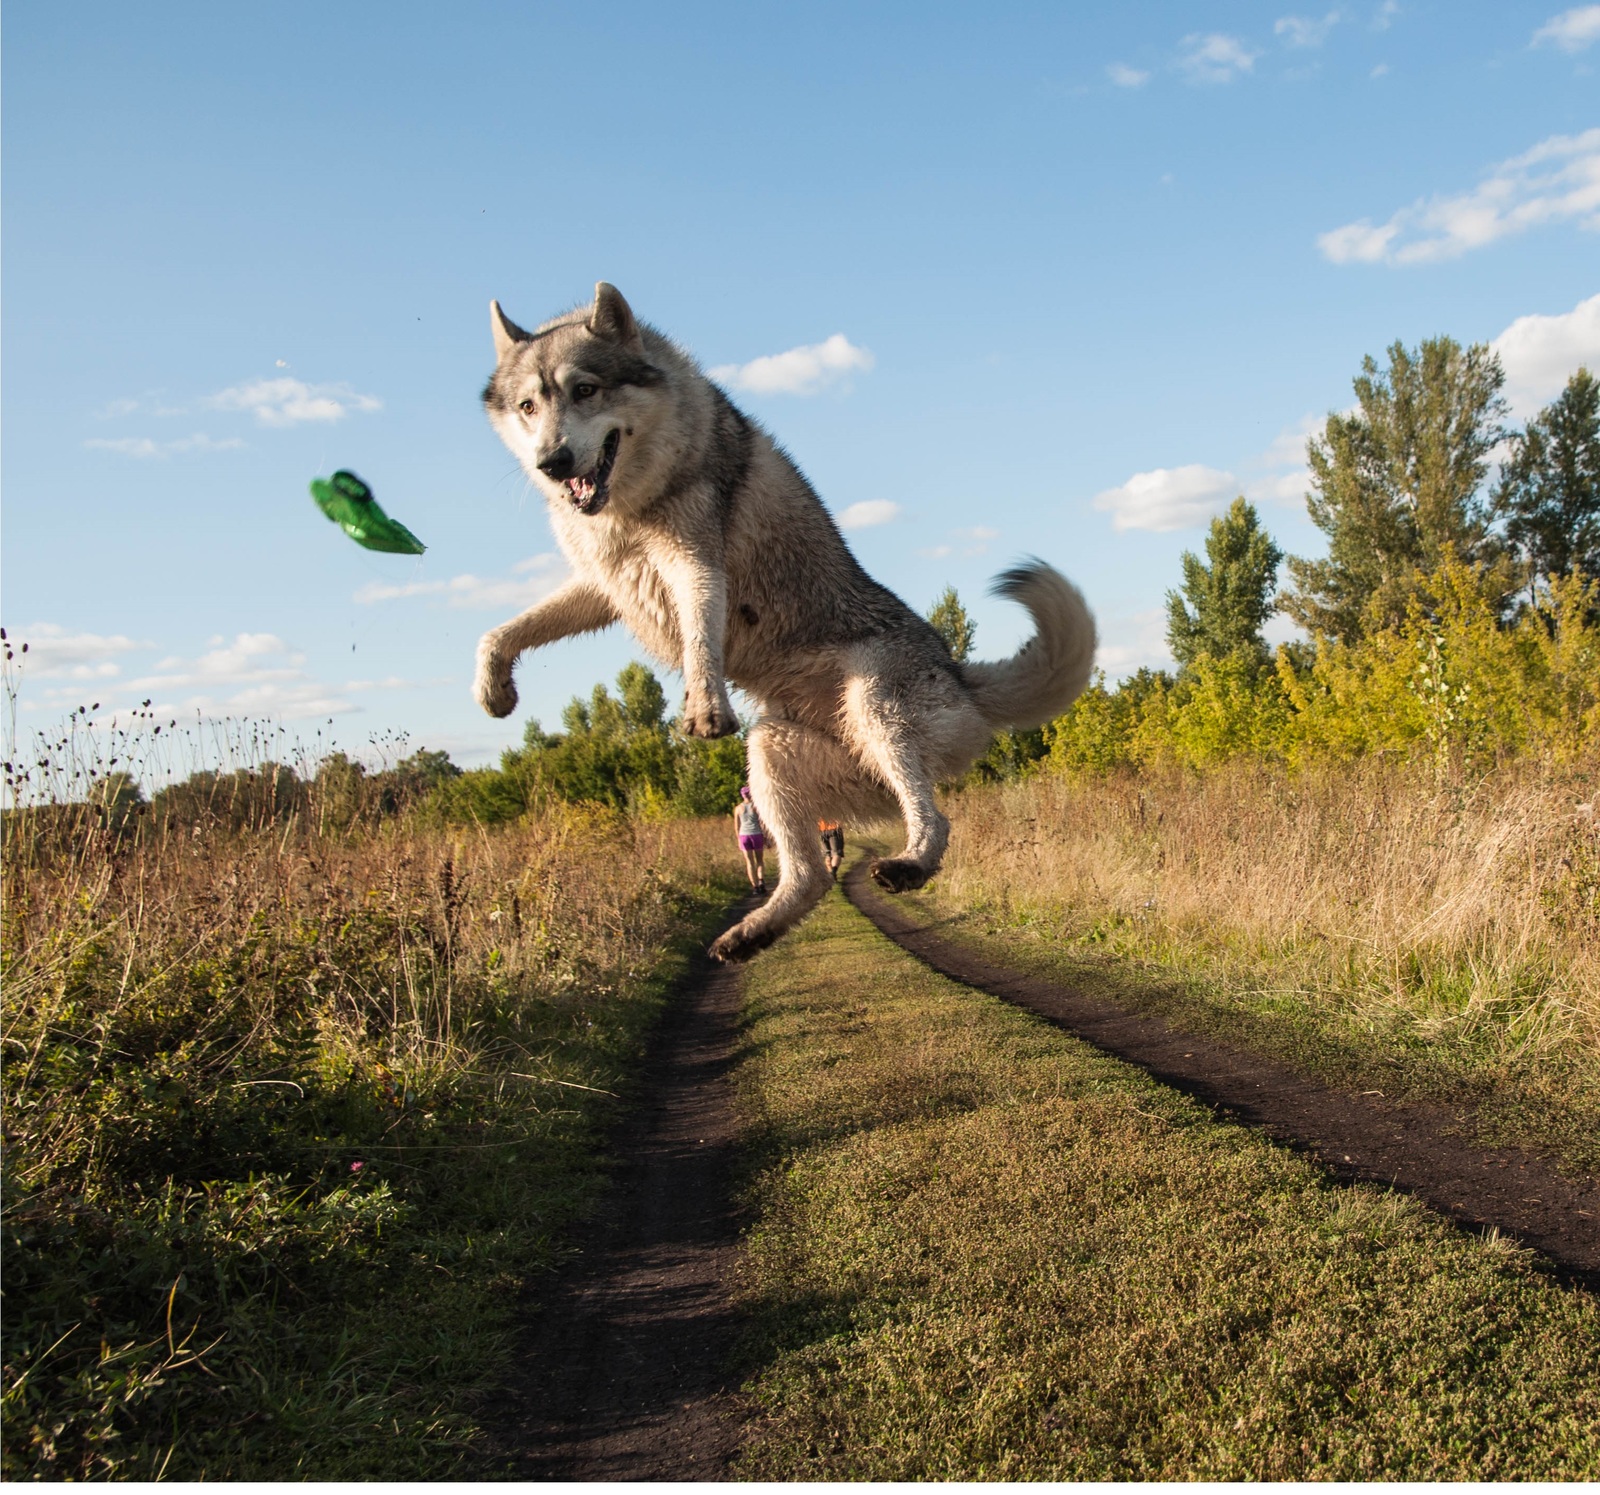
[{"x1": 310, "y1": 470, "x2": 426, "y2": 554}]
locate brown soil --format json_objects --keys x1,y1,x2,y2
[
  {"x1": 482, "y1": 903, "x2": 752, "y2": 1481},
  {"x1": 846, "y1": 864, "x2": 1600, "y2": 1291}
]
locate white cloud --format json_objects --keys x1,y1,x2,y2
[
  {"x1": 1107, "y1": 62, "x2": 1150, "y2": 87},
  {"x1": 1532, "y1": 5, "x2": 1600, "y2": 50},
  {"x1": 1370, "y1": 62, "x2": 1390, "y2": 77},
  {"x1": 1093, "y1": 464, "x2": 1238, "y2": 532},
  {"x1": 118, "y1": 633, "x2": 402, "y2": 720},
  {"x1": 1318, "y1": 127, "x2": 1600, "y2": 265},
  {"x1": 1177, "y1": 33, "x2": 1261, "y2": 83},
  {"x1": 355, "y1": 553, "x2": 567, "y2": 611},
  {"x1": 1491, "y1": 292, "x2": 1600, "y2": 418},
  {"x1": 837, "y1": 500, "x2": 901, "y2": 530},
  {"x1": 205, "y1": 377, "x2": 383, "y2": 427},
  {"x1": 83, "y1": 433, "x2": 246, "y2": 459},
  {"x1": 709, "y1": 334, "x2": 874, "y2": 396},
  {"x1": 1275, "y1": 12, "x2": 1340, "y2": 47},
  {"x1": 1373, "y1": 0, "x2": 1400, "y2": 29},
  {"x1": 1095, "y1": 609, "x2": 1172, "y2": 676},
  {"x1": 917, "y1": 544, "x2": 954, "y2": 559},
  {"x1": 7, "y1": 623, "x2": 151, "y2": 681}
]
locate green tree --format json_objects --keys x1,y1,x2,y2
[
  {"x1": 1280, "y1": 336, "x2": 1510, "y2": 643},
  {"x1": 1496, "y1": 367, "x2": 1600, "y2": 603},
  {"x1": 1165, "y1": 497, "x2": 1284, "y2": 671},
  {"x1": 927, "y1": 586, "x2": 976, "y2": 663},
  {"x1": 616, "y1": 661, "x2": 668, "y2": 731}
]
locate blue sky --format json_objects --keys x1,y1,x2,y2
[{"x1": 4, "y1": 0, "x2": 1597, "y2": 770}]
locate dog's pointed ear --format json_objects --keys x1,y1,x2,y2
[
  {"x1": 490, "y1": 300, "x2": 528, "y2": 360},
  {"x1": 588, "y1": 282, "x2": 641, "y2": 347}
]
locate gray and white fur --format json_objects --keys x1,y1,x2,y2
[{"x1": 477, "y1": 282, "x2": 1096, "y2": 961}]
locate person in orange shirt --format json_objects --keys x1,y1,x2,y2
[{"x1": 818, "y1": 817, "x2": 845, "y2": 880}]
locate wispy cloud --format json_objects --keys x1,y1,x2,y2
[
  {"x1": 84, "y1": 433, "x2": 246, "y2": 459},
  {"x1": 1093, "y1": 464, "x2": 1238, "y2": 532},
  {"x1": 1373, "y1": 1, "x2": 1400, "y2": 30},
  {"x1": 1532, "y1": 5, "x2": 1600, "y2": 50},
  {"x1": 710, "y1": 334, "x2": 874, "y2": 396},
  {"x1": 118, "y1": 633, "x2": 420, "y2": 720},
  {"x1": 1107, "y1": 62, "x2": 1151, "y2": 87},
  {"x1": 1491, "y1": 292, "x2": 1600, "y2": 418},
  {"x1": 916, "y1": 524, "x2": 1000, "y2": 559},
  {"x1": 1177, "y1": 33, "x2": 1261, "y2": 83},
  {"x1": 355, "y1": 554, "x2": 567, "y2": 611},
  {"x1": 1317, "y1": 127, "x2": 1600, "y2": 265},
  {"x1": 837, "y1": 500, "x2": 901, "y2": 530},
  {"x1": 205, "y1": 376, "x2": 383, "y2": 427},
  {"x1": 7, "y1": 623, "x2": 151, "y2": 681},
  {"x1": 1275, "y1": 11, "x2": 1340, "y2": 47},
  {"x1": 1095, "y1": 608, "x2": 1171, "y2": 676}
]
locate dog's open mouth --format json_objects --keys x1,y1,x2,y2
[{"x1": 566, "y1": 429, "x2": 621, "y2": 515}]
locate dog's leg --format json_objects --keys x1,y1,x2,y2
[
  {"x1": 841, "y1": 674, "x2": 951, "y2": 895},
  {"x1": 651, "y1": 538, "x2": 738, "y2": 738},
  {"x1": 474, "y1": 579, "x2": 618, "y2": 718},
  {"x1": 709, "y1": 719, "x2": 886, "y2": 963}
]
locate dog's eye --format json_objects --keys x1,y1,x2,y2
[
  {"x1": 572, "y1": 382, "x2": 598, "y2": 400},
  {"x1": 517, "y1": 399, "x2": 535, "y2": 415}
]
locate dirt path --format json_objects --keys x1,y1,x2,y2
[
  {"x1": 484, "y1": 905, "x2": 751, "y2": 1481},
  {"x1": 846, "y1": 865, "x2": 1600, "y2": 1289}
]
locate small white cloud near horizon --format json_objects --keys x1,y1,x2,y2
[
  {"x1": 1532, "y1": 5, "x2": 1600, "y2": 50},
  {"x1": 206, "y1": 376, "x2": 383, "y2": 427},
  {"x1": 1491, "y1": 292, "x2": 1600, "y2": 418},
  {"x1": 8, "y1": 623, "x2": 151, "y2": 682},
  {"x1": 1177, "y1": 33, "x2": 1261, "y2": 83},
  {"x1": 837, "y1": 499, "x2": 901, "y2": 530},
  {"x1": 355, "y1": 553, "x2": 568, "y2": 611},
  {"x1": 1317, "y1": 127, "x2": 1600, "y2": 266},
  {"x1": 1094, "y1": 464, "x2": 1239, "y2": 532},
  {"x1": 84, "y1": 433, "x2": 246, "y2": 459},
  {"x1": 1275, "y1": 12, "x2": 1340, "y2": 47},
  {"x1": 1095, "y1": 609, "x2": 1172, "y2": 676},
  {"x1": 1107, "y1": 62, "x2": 1150, "y2": 86},
  {"x1": 709, "y1": 334, "x2": 874, "y2": 396}
]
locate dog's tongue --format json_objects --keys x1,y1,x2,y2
[{"x1": 568, "y1": 475, "x2": 596, "y2": 504}]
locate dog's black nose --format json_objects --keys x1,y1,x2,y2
[{"x1": 538, "y1": 446, "x2": 576, "y2": 480}]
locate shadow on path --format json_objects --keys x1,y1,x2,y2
[
  {"x1": 847, "y1": 863, "x2": 1600, "y2": 1291},
  {"x1": 484, "y1": 902, "x2": 751, "y2": 1480}
]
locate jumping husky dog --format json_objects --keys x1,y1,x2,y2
[{"x1": 477, "y1": 283, "x2": 1096, "y2": 962}]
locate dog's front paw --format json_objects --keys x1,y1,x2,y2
[
  {"x1": 870, "y1": 857, "x2": 931, "y2": 894},
  {"x1": 682, "y1": 689, "x2": 739, "y2": 739},
  {"x1": 710, "y1": 919, "x2": 778, "y2": 963},
  {"x1": 474, "y1": 644, "x2": 518, "y2": 719}
]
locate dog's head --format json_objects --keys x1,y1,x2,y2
[{"x1": 482, "y1": 283, "x2": 666, "y2": 518}]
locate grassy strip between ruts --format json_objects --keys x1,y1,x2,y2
[{"x1": 730, "y1": 881, "x2": 1600, "y2": 1480}]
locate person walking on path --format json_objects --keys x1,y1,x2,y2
[
  {"x1": 818, "y1": 818, "x2": 845, "y2": 880},
  {"x1": 734, "y1": 786, "x2": 768, "y2": 895}
]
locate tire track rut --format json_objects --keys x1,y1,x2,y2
[
  {"x1": 485, "y1": 902, "x2": 751, "y2": 1480},
  {"x1": 847, "y1": 864, "x2": 1600, "y2": 1290}
]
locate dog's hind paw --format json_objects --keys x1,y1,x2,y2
[
  {"x1": 709, "y1": 920, "x2": 779, "y2": 963},
  {"x1": 870, "y1": 857, "x2": 931, "y2": 894}
]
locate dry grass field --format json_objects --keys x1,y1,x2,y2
[
  {"x1": 1, "y1": 797, "x2": 740, "y2": 1478},
  {"x1": 921, "y1": 759, "x2": 1600, "y2": 1168}
]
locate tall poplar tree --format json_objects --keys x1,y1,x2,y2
[
  {"x1": 1496, "y1": 366, "x2": 1600, "y2": 602},
  {"x1": 1165, "y1": 497, "x2": 1284, "y2": 671},
  {"x1": 927, "y1": 586, "x2": 976, "y2": 663},
  {"x1": 1280, "y1": 336, "x2": 1509, "y2": 642}
]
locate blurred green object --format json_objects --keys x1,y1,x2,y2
[{"x1": 310, "y1": 470, "x2": 426, "y2": 554}]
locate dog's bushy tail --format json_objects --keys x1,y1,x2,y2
[{"x1": 963, "y1": 560, "x2": 1097, "y2": 732}]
